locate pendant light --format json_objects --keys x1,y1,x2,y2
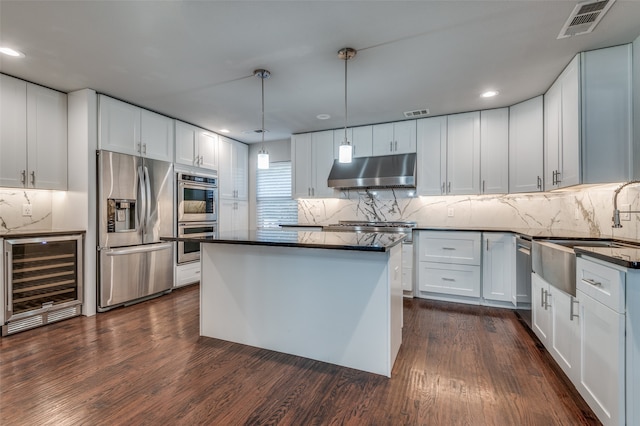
[
  {"x1": 338, "y1": 47, "x2": 356, "y2": 163},
  {"x1": 255, "y1": 69, "x2": 271, "y2": 170}
]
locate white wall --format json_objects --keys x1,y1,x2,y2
[{"x1": 248, "y1": 139, "x2": 291, "y2": 228}]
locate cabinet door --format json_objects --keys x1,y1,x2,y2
[
  {"x1": 559, "y1": 55, "x2": 580, "y2": 188},
  {"x1": 198, "y1": 130, "x2": 218, "y2": 171},
  {"x1": 509, "y1": 96, "x2": 543, "y2": 193},
  {"x1": 311, "y1": 130, "x2": 335, "y2": 198},
  {"x1": 26, "y1": 84, "x2": 68, "y2": 190},
  {"x1": 482, "y1": 233, "x2": 514, "y2": 304},
  {"x1": 234, "y1": 142, "x2": 248, "y2": 200},
  {"x1": 393, "y1": 120, "x2": 417, "y2": 154},
  {"x1": 218, "y1": 136, "x2": 234, "y2": 198},
  {"x1": 0, "y1": 74, "x2": 27, "y2": 188},
  {"x1": 401, "y1": 243, "x2": 414, "y2": 292},
  {"x1": 532, "y1": 273, "x2": 550, "y2": 346},
  {"x1": 544, "y1": 80, "x2": 561, "y2": 190},
  {"x1": 291, "y1": 133, "x2": 313, "y2": 198},
  {"x1": 416, "y1": 116, "x2": 447, "y2": 195},
  {"x1": 548, "y1": 286, "x2": 580, "y2": 382},
  {"x1": 480, "y1": 108, "x2": 508, "y2": 194},
  {"x1": 141, "y1": 109, "x2": 173, "y2": 162},
  {"x1": 99, "y1": 95, "x2": 140, "y2": 156},
  {"x1": 352, "y1": 126, "x2": 373, "y2": 158},
  {"x1": 234, "y1": 200, "x2": 249, "y2": 233},
  {"x1": 175, "y1": 121, "x2": 197, "y2": 167},
  {"x1": 372, "y1": 123, "x2": 394, "y2": 156},
  {"x1": 446, "y1": 112, "x2": 480, "y2": 195},
  {"x1": 577, "y1": 290, "x2": 625, "y2": 426},
  {"x1": 218, "y1": 198, "x2": 235, "y2": 234}
]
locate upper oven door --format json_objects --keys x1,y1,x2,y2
[{"x1": 178, "y1": 181, "x2": 217, "y2": 222}]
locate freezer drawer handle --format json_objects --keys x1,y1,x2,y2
[
  {"x1": 105, "y1": 243, "x2": 173, "y2": 256},
  {"x1": 582, "y1": 278, "x2": 602, "y2": 287}
]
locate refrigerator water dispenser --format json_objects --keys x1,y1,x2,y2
[{"x1": 107, "y1": 199, "x2": 136, "y2": 232}]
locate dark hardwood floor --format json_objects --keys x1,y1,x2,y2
[{"x1": 0, "y1": 285, "x2": 600, "y2": 425}]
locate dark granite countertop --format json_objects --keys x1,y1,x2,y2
[
  {"x1": 0, "y1": 229, "x2": 86, "y2": 239},
  {"x1": 165, "y1": 229, "x2": 405, "y2": 252}
]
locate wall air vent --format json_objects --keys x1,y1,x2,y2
[
  {"x1": 557, "y1": 0, "x2": 616, "y2": 39},
  {"x1": 404, "y1": 109, "x2": 430, "y2": 118}
]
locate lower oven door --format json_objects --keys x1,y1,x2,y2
[{"x1": 178, "y1": 222, "x2": 217, "y2": 264}]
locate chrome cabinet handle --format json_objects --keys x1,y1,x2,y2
[
  {"x1": 441, "y1": 277, "x2": 456, "y2": 282},
  {"x1": 20, "y1": 170, "x2": 26, "y2": 185},
  {"x1": 486, "y1": 238, "x2": 489, "y2": 251},
  {"x1": 544, "y1": 290, "x2": 551, "y2": 309},
  {"x1": 30, "y1": 171, "x2": 35, "y2": 186},
  {"x1": 570, "y1": 298, "x2": 579, "y2": 321},
  {"x1": 312, "y1": 187, "x2": 315, "y2": 196},
  {"x1": 442, "y1": 247, "x2": 456, "y2": 251},
  {"x1": 200, "y1": 155, "x2": 204, "y2": 165},
  {"x1": 537, "y1": 176, "x2": 542, "y2": 189},
  {"x1": 389, "y1": 141, "x2": 393, "y2": 152},
  {"x1": 394, "y1": 141, "x2": 398, "y2": 151},
  {"x1": 142, "y1": 143, "x2": 147, "y2": 155},
  {"x1": 582, "y1": 278, "x2": 602, "y2": 287},
  {"x1": 447, "y1": 182, "x2": 451, "y2": 193},
  {"x1": 441, "y1": 182, "x2": 445, "y2": 194},
  {"x1": 556, "y1": 170, "x2": 561, "y2": 183},
  {"x1": 541, "y1": 287, "x2": 545, "y2": 308},
  {"x1": 482, "y1": 180, "x2": 485, "y2": 193}
]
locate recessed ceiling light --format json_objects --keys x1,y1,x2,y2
[
  {"x1": 481, "y1": 90, "x2": 499, "y2": 98},
  {"x1": 316, "y1": 114, "x2": 331, "y2": 120},
  {"x1": 220, "y1": 129, "x2": 230, "y2": 133},
  {"x1": 0, "y1": 47, "x2": 25, "y2": 58}
]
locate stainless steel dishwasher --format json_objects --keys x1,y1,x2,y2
[{"x1": 515, "y1": 235, "x2": 532, "y2": 328}]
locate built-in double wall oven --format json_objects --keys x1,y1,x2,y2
[{"x1": 177, "y1": 172, "x2": 218, "y2": 264}]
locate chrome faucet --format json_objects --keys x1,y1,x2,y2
[{"x1": 612, "y1": 181, "x2": 640, "y2": 228}]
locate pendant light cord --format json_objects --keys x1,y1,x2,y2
[
  {"x1": 344, "y1": 53, "x2": 348, "y2": 144},
  {"x1": 261, "y1": 71, "x2": 265, "y2": 149}
]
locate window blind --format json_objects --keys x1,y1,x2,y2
[{"x1": 256, "y1": 162, "x2": 298, "y2": 228}]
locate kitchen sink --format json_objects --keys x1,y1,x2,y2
[{"x1": 532, "y1": 239, "x2": 638, "y2": 296}]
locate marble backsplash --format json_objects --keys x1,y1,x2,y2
[
  {"x1": 298, "y1": 183, "x2": 640, "y2": 241},
  {"x1": 0, "y1": 189, "x2": 53, "y2": 233}
]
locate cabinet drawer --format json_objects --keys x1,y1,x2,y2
[
  {"x1": 176, "y1": 262, "x2": 201, "y2": 287},
  {"x1": 402, "y1": 243, "x2": 413, "y2": 268},
  {"x1": 576, "y1": 257, "x2": 625, "y2": 313},
  {"x1": 418, "y1": 231, "x2": 481, "y2": 265},
  {"x1": 418, "y1": 262, "x2": 481, "y2": 297}
]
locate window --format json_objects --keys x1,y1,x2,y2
[{"x1": 256, "y1": 161, "x2": 298, "y2": 228}]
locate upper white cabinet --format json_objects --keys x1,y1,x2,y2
[
  {"x1": 218, "y1": 136, "x2": 248, "y2": 200},
  {"x1": 0, "y1": 74, "x2": 67, "y2": 190},
  {"x1": 99, "y1": 95, "x2": 174, "y2": 162},
  {"x1": 482, "y1": 233, "x2": 515, "y2": 305},
  {"x1": 447, "y1": 112, "x2": 481, "y2": 195},
  {"x1": 372, "y1": 121, "x2": 416, "y2": 156},
  {"x1": 333, "y1": 125, "x2": 373, "y2": 159},
  {"x1": 416, "y1": 116, "x2": 447, "y2": 196},
  {"x1": 175, "y1": 120, "x2": 218, "y2": 171},
  {"x1": 509, "y1": 96, "x2": 543, "y2": 193},
  {"x1": 480, "y1": 108, "x2": 509, "y2": 194},
  {"x1": 544, "y1": 45, "x2": 633, "y2": 189},
  {"x1": 292, "y1": 131, "x2": 335, "y2": 198}
]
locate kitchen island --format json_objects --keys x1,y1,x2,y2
[{"x1": 188, "y1": 229, "x2": 405, "y2": 377}]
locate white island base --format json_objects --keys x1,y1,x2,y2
[{"x1": 200, "y1": 242, "x2": 403, "y2": 377}]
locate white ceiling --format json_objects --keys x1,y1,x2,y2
[{"x1": 1, "y1": 1, "x2": 640, "y2": 144}]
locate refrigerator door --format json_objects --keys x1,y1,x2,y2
[
  {"x1": 98, "y1": 242, "x2": 173, "y2": 310},
  {"x1": 141, "y1": 157, "x2": 174, "y2": 244},
  {"x1": 98, "y1": 150, "x2": 143, "y2": 248}
]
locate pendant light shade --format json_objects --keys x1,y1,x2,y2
[
  {"x1": 255, "y1": 69, "x2": 271, "y2": 170},
  {"x1": 338, "y1": 47, "x2": 356, "y2": 164}
]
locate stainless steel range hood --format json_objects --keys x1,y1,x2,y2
[{"x1": 327, "y1": 153, "x2": 416, "y2": 189}]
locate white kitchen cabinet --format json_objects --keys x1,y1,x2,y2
[
  {"x1": 0, "y1": 74, "x2": 67, "y2": 190},
  {"x1": 479, "y1": 108, "x2": 509, "y2": 194},
  {"x1": 372, "y1": 121, "x2": 416, "y2": 156},
  {"x1": 219, "y1": 136, "x2": 248, "y2": 200},
  {"x1": 544, "y1": 45, "x2": 633, "y2": 189},
  {"x1": 291, "y1": 131, "x2": 335, "y2": 198},
  {"x1": 548, "y1": 285, "x2": 580, "y2": 383},
  {"x1": 532, "y1": 272, "x2": 551, "y2": 346},
  {"x1": 416, "y1": 231, "x2": 481, "y2": 301},
  {"x1": 333, "y1": 125, "x2": 373, "y2": 159},
  {"x1": 482, "y1": 233, "x2": 515, "y2": 305},
  {"x1": 576, "y1": 257, "x2": 626, "y2": 426},
  {"x1": 416, "y1": 116, "x2": 447, "y2": 196},
  {"x1": 446, "y1": 112, "x2": 481, "y2": 195},
  {"x1": 509, "y1": 96, "x2": 543, "y2": 193},
  {"x1": 219, "y1": 199, "x2": 248, "y2": 234},
  {"x1": 175, "y1": 262, "x2": 201, "y2": 288},
  {"x1": 175, "y1": 120, "x2": 218, "y2": 172},
  {"x1": 99, "y1": 95, "x2": 174, "y2": 162},
  {"x1": 401, "y1": 242, "x2": 414, "y2": 294}
]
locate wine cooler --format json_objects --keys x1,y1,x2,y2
[{"x1": 3, "y1": 234, "x2": 83, "y2": 336}]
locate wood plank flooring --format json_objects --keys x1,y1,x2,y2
[{"x1": 0, "y1": 285, "x2": 600, "y2": 425}]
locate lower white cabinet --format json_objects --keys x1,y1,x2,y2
[
  {"x1": 401, "y1": 243, "x2": 413, "y2": 294},
  {"x1": 418, "y1": 262, "x2": 481, "y2": 298},
  {"x1": 532, "y1": 272, "x2": 552, "y2": 345},
  {"x1": 175, "y1": 262, "x2": 201, "y2": 287},
  {"x1": 481, "y1": 233, "x2": 515, "y2": 305}
]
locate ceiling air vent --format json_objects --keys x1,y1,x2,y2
[
  {"x1": 557, "y1": 0, "x2": 616, "y2": 39},
  {"x1": 404, "y1": 109, "x2": 430, "y2": 118}
]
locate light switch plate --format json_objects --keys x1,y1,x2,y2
[
  {"x1": 22, "y1": 204, "x2": 32, "y2": 216},
  {"x1": 621, "y1": 204, "x2": 631, "y2": 221},
  {"x1": 447, "y1": 207, "x2": 454, "y2": 217}
]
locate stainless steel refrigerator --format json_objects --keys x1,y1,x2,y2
[{"x1": 97, "y1": 150, "x2": 174, "y2": 311}]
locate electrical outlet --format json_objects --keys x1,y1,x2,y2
[
  {"x1": 447, "y1": 207, "x2": 454, "y2": 217},
  {"x1": 22, "y1": 204, "x2": 32, "y2": 217},
  {"x1": 621, "y1": 204, "x2": 631, "y2": 221}
]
